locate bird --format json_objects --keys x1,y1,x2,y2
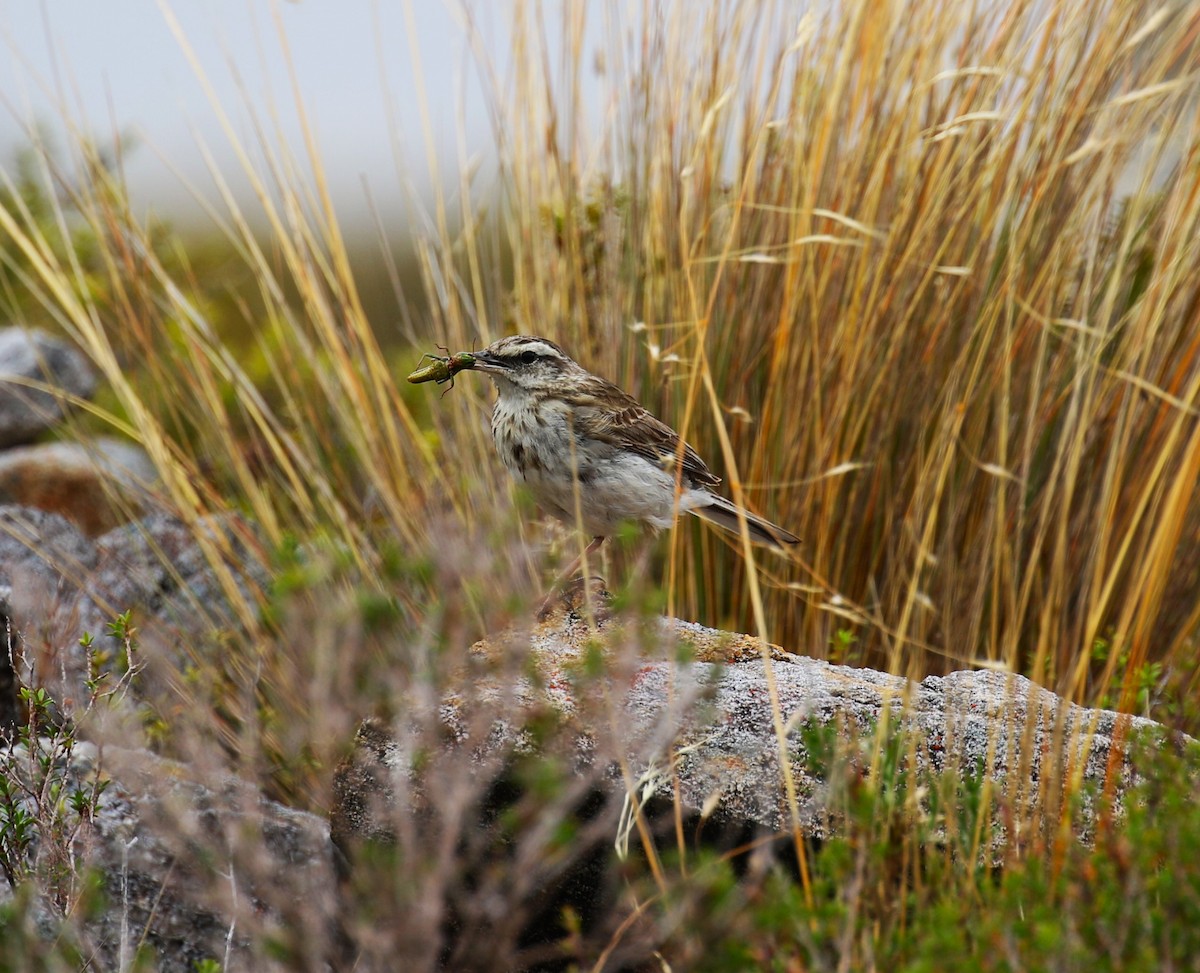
[{"x1": 456, "y1": 334, "x2": 800, "y2": 582}]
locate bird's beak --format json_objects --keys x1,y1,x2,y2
[{"x1": 460, "y1": 351, "x2": 507, "y2": 375}]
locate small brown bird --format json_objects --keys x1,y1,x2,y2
[{"x1": 458, "y1": 335, "x2": 799, "y2": 574}]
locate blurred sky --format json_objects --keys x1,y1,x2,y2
[{"x1": 0, "y1": 1, "x2": 518, "y2": 236}]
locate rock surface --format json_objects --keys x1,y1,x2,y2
[
  {"x1": 338, "y1": 598, "x2": 1183, "y2": 849},
  {"x1": 0, "y1": 328, "x2": 96, "y2": 447},
  {"x1": 0, "y1": 438, "x2": 159, "y2": 536},
  {"x1": 0, "y1": 506, "x2": 265, "y2": 722},
  {"x1": 0, "y1": 742, "x2": 336, "y2": 971}
]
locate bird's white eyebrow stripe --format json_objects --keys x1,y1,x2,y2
[{"x1": 498, "y1": 339, "x2": 565, "y2": 361}]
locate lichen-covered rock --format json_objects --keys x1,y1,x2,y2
[
  {"x1": 0, "y1": 743, "x2": 336, "y2": 971},
  {"x1": 0, "y1": 506, "x2": 265, "y2": 718},
  {"x1": 338, "y1": 599, "x2": 1186, "y2": 852}
]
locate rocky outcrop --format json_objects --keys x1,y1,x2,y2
[
  {"x1": 0, "y1": 502, "x2": 1188, "y2": 968},
  {"x1": 337, "y1": 601, "x2": 1182, "y2": 848},
  {"x1": 322, "y1": 601, "x2": 1188, "y2": 968}
]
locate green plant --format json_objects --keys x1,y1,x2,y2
[
  {"x1": 0, "y1": 614, "x2": 140, "y2": 909},
  {"x1": 828, "y1": 627, "x2": 858, "y2": 664}
]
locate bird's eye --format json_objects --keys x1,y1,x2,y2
[{"x1": 519, "y1": 350, "x2": 538, "y2": 364}]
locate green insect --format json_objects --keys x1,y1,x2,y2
[{"x1": 406, "y1": 346, "x2": 475, "y2": 397}]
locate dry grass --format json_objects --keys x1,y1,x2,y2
[
  {"x1": 7, "y1": 0, "x2": 1197, "y2": 712},
  {"x1": 448, "y1": 0, "x2": 1200, "y2": 710},
  {"x1": 0, "y1": 0, "x2": 1199, "y2": 967}
]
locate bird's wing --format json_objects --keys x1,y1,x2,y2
[{"x1": 566, "y1": 382, "x2": 722, "y2": 488}]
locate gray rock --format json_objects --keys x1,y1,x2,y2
[
  {"x1": 0, "y1": 742, "x2": 337, "y2": 971},
  {"x1": 0, "y1": 506, "x2": 265, "y2": 717},
  {"x1": 622, "y1": 649, "x2": 1171, "y2": 839},
  {"x1": 0, "y1": 329, "x2": 96, "y2": 447},
  {"x1": 0, "y1": 508, "x2": 98, "y2": 723},
  {"x1": 0, "y1": 506, "x2": 98, "y2": 586},
  {"x1": 90, "y1": 512, "x2": 261, "y2": 622},
  {"x1": 337, "y1": 604, "x2": 1186, "y2": 852}
]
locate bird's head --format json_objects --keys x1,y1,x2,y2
[{"x1": 460, "y1": 335, "x2": 580, "y2": 395}]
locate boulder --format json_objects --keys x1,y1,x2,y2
[
  {"x1": 0, "y1": 438, "x2": 159, "y2": 536},
  {"x1": 0, "y1": 329, "x2": 96, "y2": 447},
  {"x1": 336, "y1": 599, "x2": 1184, "y2": 848},
  {"x1": 0, "y1": 507, "x2": 265, "y2": 721}
]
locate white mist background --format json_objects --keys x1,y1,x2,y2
[{"x1": 0, "y1": 1, "x2": 527, "y2": 236}]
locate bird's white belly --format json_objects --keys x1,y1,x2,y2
[{"x1": 491, "y1": 397, "x2": 706, "y2": 536}]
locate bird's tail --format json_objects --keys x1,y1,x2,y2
[{"x1": 690, "y1": 494, "x2": 801, "y2": 552}]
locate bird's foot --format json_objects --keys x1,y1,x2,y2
[{"x1": 537, "y1": 575, "x2": 612, "y2": 623}]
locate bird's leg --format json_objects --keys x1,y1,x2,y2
[
  {"x1": 538, "y1": 535, "x2": 606, "y2": 619},
  {"x1": 556, "y1": 537, "x2": 604, "y2": 583}
]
